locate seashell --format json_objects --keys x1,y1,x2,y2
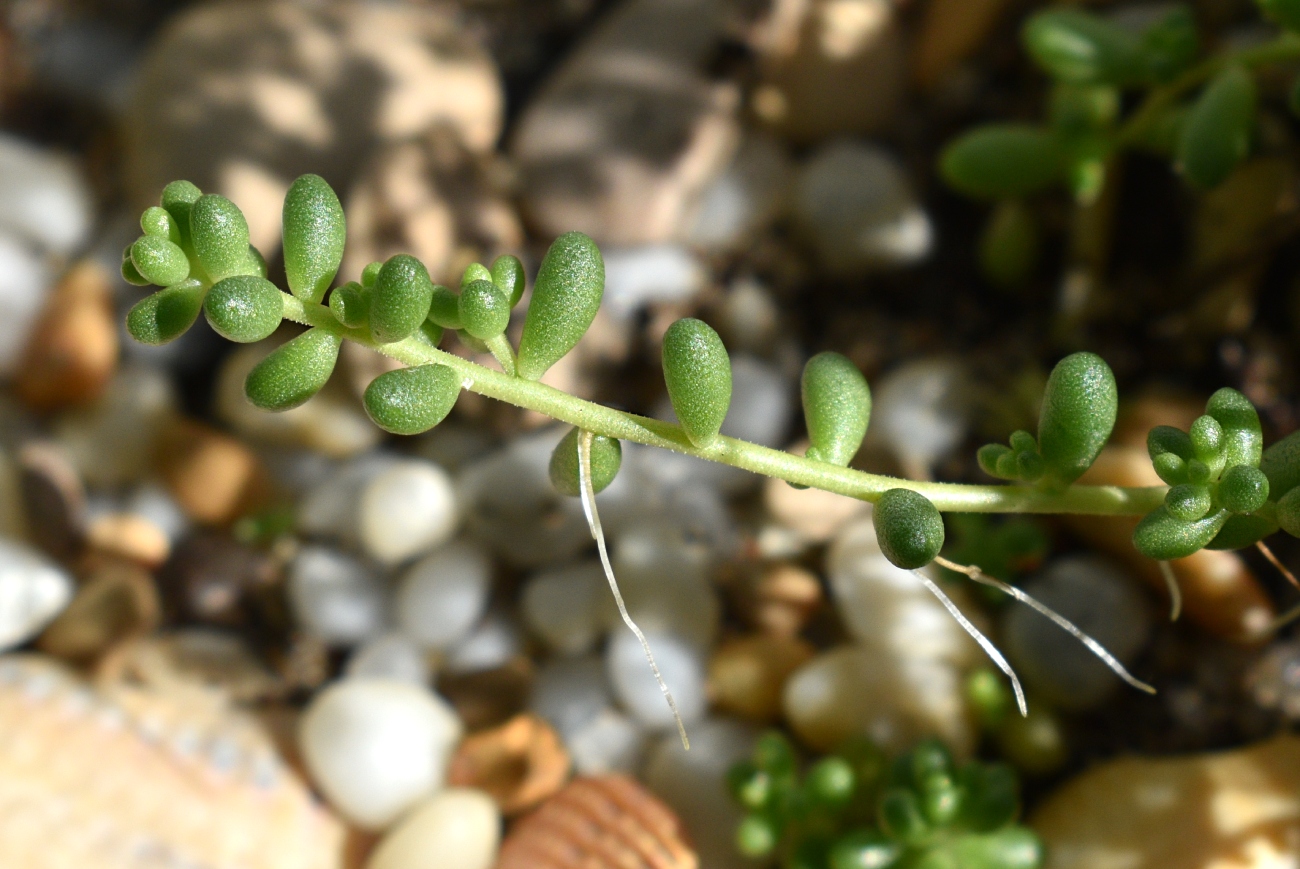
[
  {"x1": 447, "y1": 713, "x2": 571, "y2": 816},
  {"x1": 0, "y1": 654, "x2": 343, "y2": 869},
  {"x1": 496, "y1": 774, "x2": 697, "y2": 869}
]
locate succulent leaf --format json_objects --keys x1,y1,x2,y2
[
  {"x1": 517, "y1": 231, "x2": 605, "y2": 381},
  {"x1": 1037, "y1": 352, "x2": 1117, "y2": 487},
  {"x1": 1022, "y1": 9, "x2": 1142, "y2": 85},
  {"x1": 874, "y1": 488, "x2": 945, "y2": 570},
  {"x1": 492, "y1": 254, "x2": 527, "y2": 306},
  {"x1": 189, "y1": 193, "x2": 253, "y2": 282},
  {"x1": 125, "y1": 279, "x2": 206, "y2": 345},
  {"x1": 549, "y1": 428, "x2": 622, "y2": 496},
  {"x1": 370, "y1": 254, "x2": 434, "y2": 344},
  {"x1": 1205, "y1": 387, "x2": 1262, "y2": 469},
  {"x1": 282, "y1": 173, "x2": 346, "y2": 303},
  {"x1": 329, "y1": 281, "x2": 369, "y2": 329},
  {"x1": 362, "y1": 364, "x2": 460, "y2": 435},
  {"x1": 203, "y1": 275, "x2": 283, "y2": 343},
  {"x1": 1133, "y1": 506, "x2": 1230, "y2": 560},
  {"x1": 459, "y1": 279, "x2": 511, "y2": 340},
  {"x1": 940, "y1": 125, "x2": 1065, "y2": 199},
  {"x1": 130, "y1": 235, "x2": 191, "y2": 287},
  {"x1": 1177, "y1": 66, "x2": 1256, "y2": 190},
  {"x1": 801, "y1": 351, "x2": 871, "y2": 466},
  {"x1": 662, "y1": 318, "x2": 733, "y2": 448},
  {"x1": 244, "y1": 328, "x2": 341, "y2": 411}
]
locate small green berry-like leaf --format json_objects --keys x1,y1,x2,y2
[
  {"x1": 362, "y1": 364, "x2": 460, "y2": 435},
  {"x1": 1207, "y1": 513, "x2": 1278, "y2": 550},
  {"x1": 957, "y1": 762, "x2": 1019, "y2": 832},
  {"x1": 282, "y1": 174, "x2": 345, "y2": 304},
  {"x1": 1262, "y1": 430, "x2": 1300, "y2": 500},
  {"x1": 204, "y1": 275, "x2": 283, "y2": 343},
  {"x1": 940, "y1": 125, "x2": 1064, "y2": 200},
  {"x1": 413, "y1": 320, "x2": 445, "y2": 347},
  {"x1": 370, "y1": 254, "x2": 434, "y2": 344},
  {"x1": 492, "y1": 254, "x2": 527, "y2": 306},
  {"x1": 978, "y1": 444, "x2": 1013, "y2": 479},
  {"x1": 1139, "y1": 5, "x2": 1199, "y2": 83},
  {"x1": 801, "y1": 351, "x2": 871, "y2": 467},
  {"x1": 1133, "y1": 506, "x2": 1230, "y2": 560},
  {"x1": 140, "y1": 206, "x2": 180, "y2": 243},
  {"x1": 428, "y1": 285, "x2": 462, "y2": 330},
  {"x1": 189, "y1": 193, "x2": 252, "y2": 282},
  {"x1": 121, "y1": 246, "x2": 150, "y2": 286},
  {"x1": 1205, "y1": 387, "x2": 1262, "y2": 470},
  {"x1": 734, "y1": 816, "x2": 778, "y2": 860},
  {"x1": 460, "y1": 262, "x2": 493, "y2": 289},
  {"x1": 874, "y1": 488, "x2": 945, "y2": 570},
  {"x1": 949, "y1": 828, "x2": 1044, "y2": 869},
  {"x1": 980, "y1": 200, "x2": 1040, "y2": 290},
  {"x1": 1165, "y1": 483, "x2": 1211, "y2": 522},
  {"x1": 246, "y1": 244, "x2": 267, "y2": 279},
  {"x1": 662, "y1": 317, "x2": 732, "y2": 448},
  {"x1": 1219, "y1": 465, "x2": 1269, "y2": 514},
  {"x1": 244, "y1": 328, "x2": 341, "y2": 411},
  {"x1": 1177, "y1": 66, "x2": 1256, "y2": 191},
  {"x1": 1038, "y1": 351, "x2": 1117, "y2": 487},
  {"x1": 126, "y1": 279, "x2": 207, "y2": 345},
  {"x1": 878, "y1": 787, "x2": 930, "y2": 845},
  {"x1": 131, "y1": 235, "x2": 191, "y2": 287},
  {"x1": 549, "y1": 428, "x2": 622, "y2": 497},
  {"x1": 1258, "y1": 0, "x2": 1300, "y2": 33},
  {"x1": 517, "y1": 231, "x2": 604, "y2": 381},
  {"x1": 1022, "y1": 9, "x2": 1141, "y2": 85},
  {"x1": 1188, "y1": 414, "x2": 1225, "y2": 472},
  {"x1": 459, "y1": 279, "x2": 511, "y2": 340},
  {"x1": 329, "y1": 281, "x2": 369, "y2": 329},
  {"x1": 160, "y1": 180, "x2": 201, "y2": 252},
  {"x1": 827, "y1": 831, "x2": 900, "y2": 869},
  {"x1": 1149, "y1": 424, "x2": 1194, "y2": 484},
  {"x1": 361, "y1": 261, "x2": 382, "y2": 288}
]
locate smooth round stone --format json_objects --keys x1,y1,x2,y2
[
  {"x1": 1247, "y1": 641, "x2": 1300, "y2": 720},
  {"x1": 442, "y1": 612, "x2": 521, "y2": 676},
  {"x1": 530, "y1": 655, "x2": 613, "y2": 741},
  {"x1": 0, "y1": 133, "x2": 93, "y2": 255},
  {"x1": 366, "y1": 788, "x2": 500, "y2": 869},
  {"x1": 567, "y1": 708, "x2": 647, "y2": 775},
  {"x1": 0, "y1": 234, "x2": 53, "y2": 376},
  {"x1": 600, "y1": 245, "x2": 707, "y2": 320},
  {"x1": 55, "y1": 364, "x2": 177, "y2": 488},
  {"x1": 521, "y1": 560, "x2": 608, "y2": 656},
  {"x1": 1002, "y1": 556, "x2": 1153, "y2": 711},
  {"x1": 827, "y1": 515, "x2": 980, "y2": 666},
  {"x1": 298, "y1": 453, "x2": 398, "y2": 542},
  {"x1": 123, "y1": 482, "x2": 190, "y2": 543},
  {"x1": 0, "y1": 539, "x2": 74, "y2": 650},
  {"x1": 608, "y1": 521, "x2": 719, "y2": 649},
  {"x1": 606, "y1": 629, "x2": 707, "y2": 730},
  {"x1": 684, "y1": 135, "x2": 790, "y2": 253},
  {"x1": 359, "y1": 460, "x2": 458, "y2": 566},
  {"x1": 783, "y1": 645, "x2": 973, "y2": 757},
  {"x1": 721, "y1": 355, "x2": 795, "y2": 449},
  {"x1": 643, "y1": 718, "x2": 757, "y2": 869},
  {"x1": 288, "y1": 546, "x2": 387, "y2": 648},
  {"x1": 346, "y1": 632, "x2": 430, "y2": 685},
  {"x1": 868, "y1": 357, "x2": 971, "y2": 477},
  {"x1": 396, "y1": 542, "x2": 492, "y2": 651},
  {"x1": 300, "y1": 678, "x2": 463, "y2": 830}
]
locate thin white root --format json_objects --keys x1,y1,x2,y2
[
  {"x1": 935, "y1": 556, "x2": 1156, "y2": 696},
  {"x1": 1158, "y1": 560, "x2": 1181, "y2": 622},
  {"x1": 1256, "y1": 540, "x2": 1300, "y2": 592},
  {"x1": 577, "y1": 431, "x2": 689, "y2": 750},
  {"x1": 910, "y1": 569, "x2": 1028, "y2": 718}
]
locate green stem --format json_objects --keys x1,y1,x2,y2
[
  {"x1": 284, "y1": 295, "x2": 1166, "y2": 516},
  {"x1": 484, "y1": 334, "x2": 518, "y2": 377}
]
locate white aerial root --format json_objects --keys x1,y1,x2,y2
[
  {"x1": 577, "y1": 431, "x2": 689, "y2": 750},
  {"x1": 910, "y1": 568, "x2": 1028, "y2": 717},
  {"x1": 934, "y1": 556, "x2": 1156, "y2": 697},
  {"x1": 1158, "y1": 560, "x2": 1182, "y2": 622}
]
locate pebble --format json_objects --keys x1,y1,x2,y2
[
  {"x1": 1001, "y1": 556, "x2": 1153, "y2": 711},
  {"x1": 288, "y1": 546, "x2": 387, "y2": 648},
  {"x1": 568, "y1": 708, "x2": 647, "y2": 776},
  {"x1": 158, "y1": 419, "x2": 268, "y2": 526},
  {"x1": 723, "y1": 354, "x2": 796, "y2": 449},
  {"x1": 123, "y1": 482, "x2": 191, "y2": 544},
  {"x1": 609, "y1": 520, "x2": 720, "y2": 649},
  {"x1": 684, "y1": 135, "x2": 791, "y2": 252},
  {"x1": 643, "y1": 718, "x2": 756, "y2": 869},
  {"x1": 358, "y1": 459, "x2": 458, "y2": 566},
  {"x1": 345, "y1": 632, "x2": 431, "y2": 686},
  {"x1": 530, "y1": 655, "x2": 615, "y2": 743},
  {"x1": 708, "y1": 634, "x2": 814, "y2": 723},
  {"x1": 366, "y1": 788, "x2": 500, "y2": 869},
  {"x1": 447, "y1": 713, "x2": 570, "y2": 815},
  {"x1": 1032, "y1": 735, "x2": 1300, "y2": 869},
  {"x1": 1247, "y1": 641, "x2": 1300, "y2": 720},
  {"x1": 126, "y1": 0, "x2": 503, "y2": 253},
  {"x1": 13, "y1": 261, "x2": 118, "y2": 412},
  {"x1": 436, "y1": 655, "x2": 533, "y2": 732},
  {"x1": 521, "y1": 560, "x2": 608, "y2": 656},
  {"x1": 0, "y1": 540, "x2": 74, "y2": 651},
  {"x1": 0, "y1": 234, "x2": 53, "y2": 377},
  {"x1": 395, "y1": 541, "x2": 492, "y2": 651},
  {"x1": 742, "y1": 561, "x2": 824, "y2": 638},
  {"x1": 86, "y1": 512, "x2": 171, "y2": 568},
  {"x1": 0, "y1": 132, "x2": 93, "y2": 255},
  {"x1": 0, "y1": 446, "x2": 25, "y2": 542},
  {"x1": 297, "y1": 452, "x2": 398, "y2": 542},
  {"x1": 912, "y1": 0, "x2": 1013, "y2": 90},
  {"x1": 601, "y1": 245, "x2": 708, "y2": 320},
  {"x1": 55, "y1": 364, "x2": 177, "y2": 488},
  {"x1": 783, "y1": 644, "x2": 974, "y2": 757},
  {"x1": 764, "y1": 467, "x2": 866, "y2": 543},
  {"x1": 299, "y1": 678, "x2": 462, "y2": 830},
  {"x1": 827, "y1": 514, "x2": 981, "y2": 666},
  {"x1": 160, "y1": 533, "x2": 275, "y2": 625},
  {"x1": 606, "y1": 629, "x2": 707, "y2": 730},
  {"x1": 18, "y1": 440, "x2": 87, "y2": 559},
  {"x1": 37, "y1": 561, "x2": 159, "y2": 664},
  {"x1": 791, "y1": 140, "x2": 933, "y2": 275},
  {"x1": 867, "y1": 357, "x2": 971, "y2": 479},
  {"x1": 444, "y1": 611, "x2": 523, "y2": 676}
]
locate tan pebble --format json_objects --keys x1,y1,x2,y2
[
  {"x1": 763, "y1": 460, "x2": 866, "y2": 542},
  {"x1": 367, "y1": 789, "x2": 500, "y2": 869},
  {"x1": 746, "y1": 562, "x2": 824, "y2": 637},
  {"x1": 38, "y1": 560, "x2": 159, "y2": 664},
  {"x1": 708, "y1": 634, "x2": 814, "y2": 722},
  {"x1": 912, "y1": 0, "x2": 1013, "y2": 90},
  {"x1": 159, "y1": 419, "x2": 268, "y2": 525},
  {"x1": 14, "y1": 261, "x2": 118, "y2": 412},
  {"x1": 86, "y1": 512, "x2": 170, "y2": 568},
  {"x1": 1032, "y1": 735, "x2": 1300, "y2": 869},
  {"x1": 497, "y1": 775, "x2": 698, "y2": 869},
  {"x1": 447, "y1": 713, "x2": 570, "y2": 816}
]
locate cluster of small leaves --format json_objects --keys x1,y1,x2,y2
[
  {"x1": 728, "y1": 731, "x2": 1041, "y2": 869},
  {"x1": 939, "y1": 1, "x2": 1290, "y2": 288}
]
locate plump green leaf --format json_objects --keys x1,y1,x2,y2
[
  {"x1": 370, "y1": 254, "x2": 434, "y2": 344},
  {"x1": 130, "y1": 235, "x2": 191, "y2": 287},
  {"x1": 940, "y1": 125, "x2": 1064, "y2": 200},
  {"x1": 662, "y1": 318, "x2": 732, "y2": 448},
  {"x1": 801, "y1": 351, "x2": 871, "y2": 467},
  {"x1": 957, "y1": 762, "x2": 1019, "y2": 832},
  {"x1": 428, "y1": 285, "x2": 462, "y2": 329},
  {"x1": 517, "y1": 231, "x2": 604, "y2": 381},
  {"x1": 361, "y1": 260, "x2": 382, "y2": 288},
  {"x1": 246, "y1": 244, "x2": 267, "y2": 279},
  {"x1": 121, "y1": 245, "x2": 150, "y2": 286},
  {"x1": 140, "y1": 206, "x2": 180, "y2": 244},
  {"x1": 460, "y1": 262, "x2": 492, "y2": 289},
  {"x1": 244, "y1": 328, "x2": 341, "y2": 411},
  {"x1": 948, "y1": 828, "x2": 1044, "y2": 869},
  {"x1": 978, "y1": 444, "x2": 1013, "y2": 479},
  {"x1": 189, "y1": 193, "x2": 253, "y2": 282},
  {"x1": 1206, "y1": 387, "x2": 1262, "y2": 469},
  {"x1": 979, "y1": 200, "x2": 1040, "y2": 290},
  {"x1": 329, "y1": 281, "x2": 369, "y2": 329},
  {"x1": 549, "y1": 428, "x2": 622, "y2": 496},
  {"x1": 459, "y1": 279, "x2": 511, "y2": 340},
  {"x1": 1262, "y1": 430, "x2": 1300, "y2": 500},
  {"x1": 1188, "y1": 414, "x2": 1225, "y2": 472},
  {"x1": 874, "y1": 488, "x2": 945, "y2": 570},
  {"x1": 828, "y1": 831, "x2": 900, "y2": 869},
  {"x1": 1022, "y1": 9, "x2": 1142, "y2": 85},
  {"x1": 125, "y1": 279, "x2": 206, "y2": 345},
  {"x1": 412, "y1": 320, "x2": 445, "y2": 348},
  {"x1": 878, "y1": 788, "x2": 930, "y2": 846},
  {"x1": 1133, "y1": 506, "x2": 1230, "y2": 559},
  {"x1": 1258, "y1": 0, "x2": 1300, "y2": 32},
  {"x1": 1177, "y1": 66, "x2": 1256, "y2": 191},
  {"x1": 1038, "y1": 351, "x2": 1117, "y2": 487},
  {"x1": 1277, "y1": 487, "x2": 1300, "y2": 537},
  {"x1": 160, "y1": 180, "x2": 202, "y2": 254},
  {"x1": 1139, "y1": 5, "x2": 1199, "y2": 83},
  {"x1": 282, "y1": 174, "x2": 345, "y2": 303},
  {"x1": 1219, "y1": 465, "x2": 1269, "y2": 514},
  {"x1": 735, "y1": 816, "x2": 778, "y2": 860},
  {"x1": 1207, "y1": 512, "x2": 1278, "y2": 550},
  {"x1": 1165, "y1": 483, "x2": 1211, "y2": 521},
  {"x1": 204, "y1": 275, "x2": 283, "y2": 343},
  {"x1": 362, "y1": 363, "x2": 460, "y2": 435},
  {"x1": 492, "y1": 254, "x2": 527, "y2": 306}
]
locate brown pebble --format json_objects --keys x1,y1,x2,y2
[
  {"x1": 437, "y1": 656, "x2": 534, "y2": 731},
  {"x1": 86, "y1": 512, "x2": 171, "y2": 569},
  {"x1": 447, "y1": 713, "x2": 570, "y2": 816},
  {"x1": 19, "y1": 440, "x2": 86, "y2": 560},
  {"x1": 912, "y1": 0, "x2": 1013, "y2": 90},
  {"x1": 745, "y1": 562, "x2": 824, "y2": 638},
  {"x1": 38, "y1": 561, "x2": 159, "y2": 664},
  {"x1": 497, "y1": 775, "x2": 697, "y2": 869},
  {"x1": 158, "y1": 419, "x2": 268, "y2": 525},
  {"x1": 708, "y1": 634, "x2": 814, "y2": 723},
  {"x1": 14, "y1": 261, "x2": 118, "y2": 412},
  {"x1": 159, "y1": 533, "x2": 277, "y2": 625}
]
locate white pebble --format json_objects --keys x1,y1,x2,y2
[
  {"x1": 0, "y1": 133, "x2": 93, "y2": 255},
  {"x1": 601, "y1": 245, "x2": 707, "y2": 319},
  {"x1": 522, "y1": 560, "x2": 608, "y2": 656},
  {"x1": 568, "y1": 708, "x2": 646, "y2": 775},
  {"x1": 359, "y1": 460, "x2": 458, "y2": 566},
  {"x1": 868, "y1": 358, "x2": 971, "y2": 477},
  {"x1": 346, "y1": 633, "x2": 430, "y2": 685},
  {"x1": 722, "y1": 355, "x2": 795, "y2": 449},
  {"x1": 298, "y1": 453, "x2": 398, "y2": 542},
  {"x1": 299, "y1": 679, "x2": 462, "y2": 830},
  {"x1": 609, "y1": 521, "x2": 719, "y2": 649},
  {"x1": 606, "y1": 629, "x2": 707, "y2": 730},
  {"x1": 0, "y1": 539, "x2": 74, "y2": 650},
  {"x1": 396, "y1": 542, "x2": 492, "y2": 651},
  {"x1": 366, "y1": 788, "x2": 500, "y2": 869},
  {"x1": 685, "y1": 135, "x2": 790, "y2": 253},
  {"x1": 288, "y1": 546, "x2": 387, "y2": 648},
  {"x1": 55, "y1": 364, "x2": 177, "y2": 487},
  {"x1": 0, "y1": 234, "x2": 52, "y2": 376},
  {"x1": 442, "y1": 611, "x2": 521, "y2": 675},
  {"x1": 530, "y1": 655, "x2": 613, "y2": 741}
]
